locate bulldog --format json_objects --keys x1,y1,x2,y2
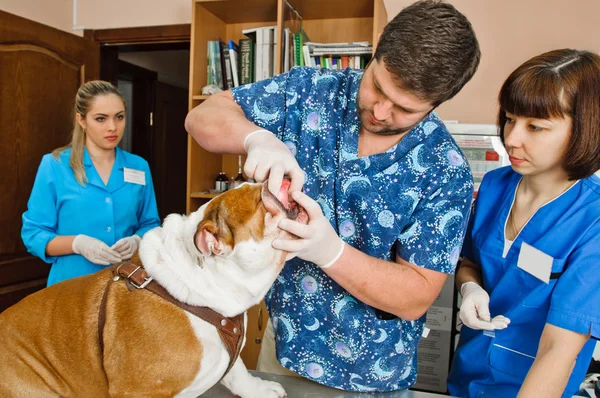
[{"x1": 0, "y1": 180, "x2": 307, "y2": 397}]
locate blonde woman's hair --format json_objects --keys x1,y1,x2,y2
[{"x1": 52, "y1": 80, "x2": 127, "y2": 185}]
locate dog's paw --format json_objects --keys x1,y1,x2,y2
[{"x1": 242, "y1": 379, "x2": 286, "y2": 398}]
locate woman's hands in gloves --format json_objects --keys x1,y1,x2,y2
[
  {"x1": 243, "y1": 130, "x2": 305, "y2": 195},
  {"x1": 111, "y1": 235, "x2": 142, "y2": 260},
  {"x1": 272, "y1": 191, "x2": 345, "y2": 269},
  {"x1": 459, "y1": 282, "x2": 510, "y2": 330},
  {"x1": 72, "y1": 235, "x2": 122, "y2": 265}
]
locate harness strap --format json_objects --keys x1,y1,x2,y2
[{"x1": 98, "y1": 262, "x2": 245, "y2": 379}]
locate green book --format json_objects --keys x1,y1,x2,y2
[
  {"x1": 294, "y1": 33, "x2": 303, "y2": 66},
  {"x1": 294, "y1": 27, "x2": 310, "y2": 67},
  {"x1": 239, "y1": 38, "x2": 254, "y2": 85}
]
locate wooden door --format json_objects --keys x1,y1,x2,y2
[
  {"x1": 117, "y1": 60, "x2": 157, "y2": 185},
  {"x1": 153, "y1": 81, "x2": 188, "y2": 219},
  {"x1": 0, "y1": 11, "x2": 99, "y2": 311}
]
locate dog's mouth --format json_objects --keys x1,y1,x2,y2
[{"x1": 261, "y1": 177, "x2": 308, "y2": 224}]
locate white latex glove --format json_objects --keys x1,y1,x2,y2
[
  {"x1": 272, "y1": 191, "x2": 345, "y2": 269},
  {"x1": 111, "y1": 235, "x2": 142, "y2": 260},
  {"x1": 72, "y1": 234, "x2": 122, "y2": 265},
  {"x1": 459, "y1": 282, "x2": 511, "y2": 331},
  {"x1": 243, "y1": 129, "x2": 305, "y2": 195}
]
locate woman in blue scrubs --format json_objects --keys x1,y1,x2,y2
[
  {"x1": 447, "y1": 49, "x2": 600, "y2": 397},
  {"x1": 22, "y1": 81, "x2": 160, "y2": 286}
]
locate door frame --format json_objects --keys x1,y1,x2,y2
[
  {"x1": 85, "y1": 24, "x2": 192, "y2": 219},
  {"x1": 84, "y1": 24, "x2": 190, "y2": 45},
  {"x1": 84, "y1": 24, "x2": 190, "y2": 85}
]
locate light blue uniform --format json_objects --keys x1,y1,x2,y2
[
  {"x1": 447, "y1": 166, "x2": 600, "y2": 397},
  {"x1": 22, "y1": 147, "x2": 160, "y2": 286}
]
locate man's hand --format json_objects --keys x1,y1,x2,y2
[
  {"x1": 459, "y1": 282, "x2": 510, "y2": 330},
  {"x1": 111, "y1": 235, "x2": 141, "y2": 260},
  {"x1": 243, "y1": 130, "x2": 304, "y2": 195},
  {"x1": 272, "y1": 191, "x2": 344, "y2": 268},
  {"x1": 72, "y1": 235, "x2": 122, "y2": 265}
]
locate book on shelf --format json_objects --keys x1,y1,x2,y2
[
  {"x1": 302, "y1": 44, "x2": 312, "y2": 67},
  {"x1": 282, "y1": 28, "x2": 291, "y2": 73},
  {"x1": 242, "y1": 27, "x2": 262, "y2": 83},
  {"x1": 206, "y1": 40, "x2": 223, "y2": 89},
  {"x1": 285, "y1": 27, "x2": 310, "y2": 68},
  {"x1": 218, "y1": 39, "x2": 228, "y2": 90},
  {"x1": 262, "y1": 26, "x2": 276, "y2": 80},
  {"x1": 228, "y1": 40, "x2": 240, "y2": 87},
  {"x1": 293, "y1": 32, "x2": 304, "y2": 66},
  {"x1": 239, "y1": 38, "x2": 254, "y2": 85},
  {"x1": 223, "y1": 45, "x2": 234, "y2": 89}
]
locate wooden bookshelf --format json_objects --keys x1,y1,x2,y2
[
  {"x1": 187, "y1": 0, "x2": 388, "y2": 369},
  {"x1": 189, "y1": 192, "x2": 219, "y2": 199}
]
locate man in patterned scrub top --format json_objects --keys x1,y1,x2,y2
[{"x1": 185, "y1": 0, "x2": 480, "y2": 392}]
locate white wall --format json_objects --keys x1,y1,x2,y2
[
  {"x1": 0, "y1": 0, "x2": 73, "y2": 34},
  {"x1": 383, "y1": 0, "x2": 600, "y2": 124},
  {"x1": 77, "y1": 0, "x2": 190, "y2": 30},
  {"x1": 0, "y1": 0, "x2": 191, "y2": 36}
]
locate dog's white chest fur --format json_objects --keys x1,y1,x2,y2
[{"x1": 138, "y1": 196, "x2": 286, "y2": 397}]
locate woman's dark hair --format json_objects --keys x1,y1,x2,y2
[
  {"x1": 374, "y1": 0, "x2": 480, "y2": 106},
  {"x1": 498, "y1": 49, "x2": 600, "y2": 180}
]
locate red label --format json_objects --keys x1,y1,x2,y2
[{"x1": 485, "y1": 151, "x2": 499, "y2": 161}]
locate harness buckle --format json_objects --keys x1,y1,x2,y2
[{"x1": 127, "y1": 266, "x2": 154, "y2": 289}]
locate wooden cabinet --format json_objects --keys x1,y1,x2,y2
[{"x1": 187, "y1": 0, "x2": 387, "y2": 370}]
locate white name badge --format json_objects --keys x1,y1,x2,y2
[
  {"x1": 483, "y1": 330, "x2": 495, "y2": 338},
  {"x1": 517, "y1": 242, "x2": 553, "y2": 284},
  {"x1": 123, "y1": 168, "x2": 146, "y2": 185}
]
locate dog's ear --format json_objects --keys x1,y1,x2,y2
[
  {"x1": 194, "y1": 207, "x2": 233, "y2": 256},
  {"x1": 195, "y1": 221, "x2": 219, "y2": 256}
]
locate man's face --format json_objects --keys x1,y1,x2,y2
[{"x1": 357, "y1": 59, "x2": 434, "y2": 136}]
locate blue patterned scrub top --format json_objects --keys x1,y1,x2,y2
[{"x1": 232, "y1": 67, "x2": 473, "y2": 391}]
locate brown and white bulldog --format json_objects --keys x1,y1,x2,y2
[{"x1": 0, "y1": 180, "x2": 307, "y2": 397}]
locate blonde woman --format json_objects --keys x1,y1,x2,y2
[{"x1": 22, "y1": 80, "x2": 160, "y2": 286}]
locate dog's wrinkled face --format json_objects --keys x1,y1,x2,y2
[{"x1": 194, "y1": 180, "x2": 308, "y2": 265}]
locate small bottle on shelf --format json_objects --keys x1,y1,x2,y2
[
  {"x1": 230, "y1": 155, "x2": 246, "y2": 189},
  {"x1": 215, "y1": 171, "x2": 229, "y2": 192}
]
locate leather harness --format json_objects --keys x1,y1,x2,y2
[{"x1": 98, "y1": 262, "x2": 245, "y2": 379}]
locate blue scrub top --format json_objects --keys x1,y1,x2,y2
[
  {"x1": 448, "y1": 166, "x2": 600, "y2": 397},
  {"x1": 232, "y1": 67, "x2": 474, "y2": 391},
  {"x1": 22, "y1": 147, "x2": 160, "y2": 286}
]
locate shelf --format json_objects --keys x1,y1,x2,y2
[
  {"x1": 195, "y1": 0, "x2": 278, "y2": 24},
  {"x1": 288, "y1": 0, "x2": 374, "y2": 20},
  {"x1": 192, "y1": 95, "x2": 210, "y2": 101},
  {"x1": 190, "y1": 192, "x2": 219, "y2": 199},
  {"x1": 195, "y1": 0, "x2": 374, "y2": 23}
]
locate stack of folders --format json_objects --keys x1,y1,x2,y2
[
  {"x1": 281, "y1": 32, "x2": 372, "y2": 71},
  {"x1": 303, "y1": 41, "x2": 373, "y2": 70}
]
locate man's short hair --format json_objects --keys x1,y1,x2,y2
[
  {"x1": 374, "y1": 0, "x2": 481, "y2": 106},
  {"x1": 498, "y1": 49, "x2": 600, "y2": 180}
]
